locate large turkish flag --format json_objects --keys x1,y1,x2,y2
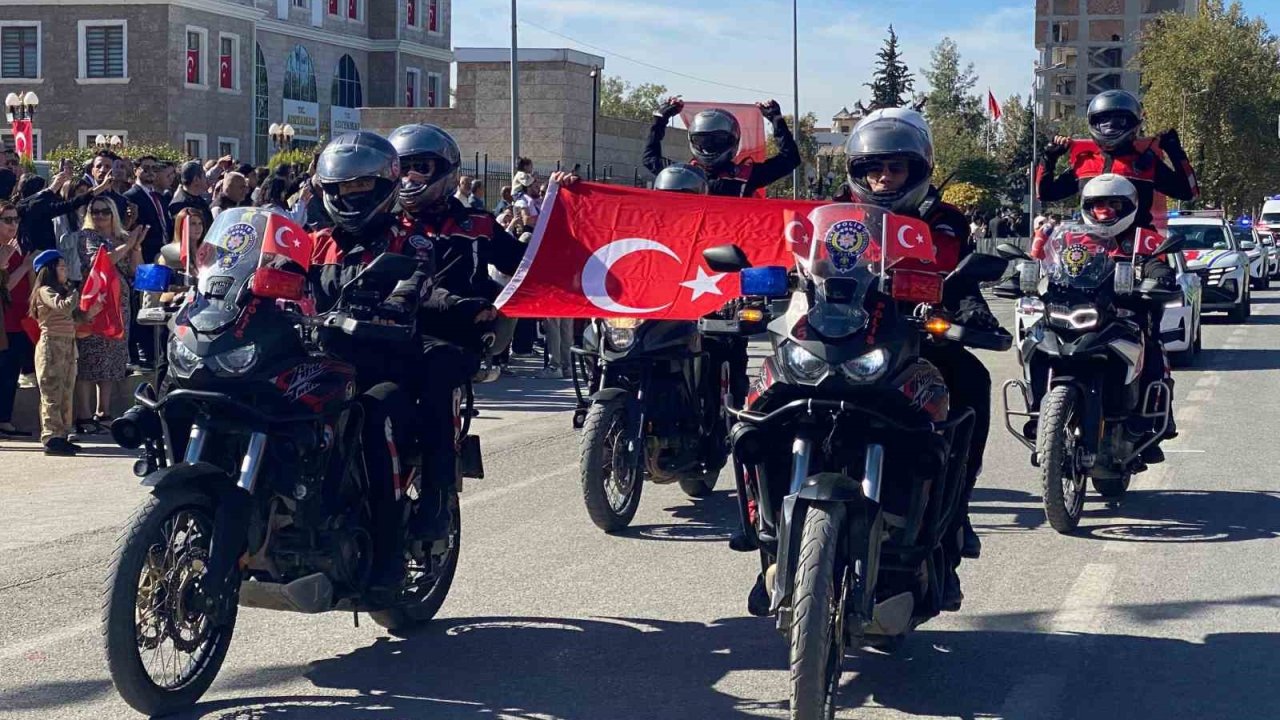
[
  {"x1": 79, "y1": 246, "x2": 124, "y2": 340},
  {"x1": 496, "y1": 182, "x2": 822, "y2": 319},
  {"x1": 10, "y1": 119, "x2": 33, "y2": 160}
]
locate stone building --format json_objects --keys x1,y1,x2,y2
[
  {"x1": 1033, "y1": 0, "x2": 1198, "y2": 120},
  {"x1": 0, "y1": 0, "x2": 452, "y2": 162},
  {"x1": 362, "y1": 48, "x2": 688, "y2": 182}
]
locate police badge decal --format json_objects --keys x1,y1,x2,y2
[
  {"x1": 824, "y1": 219, "x2": 872, "y2": 272},
  {"x1": 1062, "y1": 243, "x2": 1092, "y2": 277}
]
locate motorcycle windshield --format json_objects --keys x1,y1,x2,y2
[
  {"x1": 186, "y1": 208, "x2": 314, "y2": 333},
  {"x1": 1040, "y1": 224, "x2": 1118, "y2": 290},
  {"x1": 794, "y1": 204, "x2": 931, "y2": 338}
]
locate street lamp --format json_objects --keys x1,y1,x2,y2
[
  {"x1": 95, "y1": 134, "x2": 109, "y2": 149},
  {"x1": 110, "y1": 135, "x2": 123, "y2": 149},
  {"x1": 1030, "y1": 61, "x2": 1067, "y2": 218},
  {"x1": 3, "y1": 91, "x2": 38, "y2": 122},
  {"x1": 588, "y1": 66, "x2": 600, "y2": 181},
  {"x1": 269, "y1": 123, "x2": 295, "y2": 150}
]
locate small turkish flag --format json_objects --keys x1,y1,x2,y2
[
  {"x1": 497, "y1": 182, "x2": 820, "y2": 319},
  {"x1": 219, "y1": 55, "x2": 232, "y2": 88},
  {"x1": 186, "y1": 49, "x2": 199, "y2": 84},
  {"x1": 988, "y1": 89, "x2": 1002, "y2": 121},
  {"x1": 262, "y1": 212, "x2": 313, "y2": 271},
  {"x1": 1135, "y1": 227, "x2": 1165, "y2": 255},
  {"x1": 10, "y1": 119, "x2": 32, "y2": 159},
  {"x1": 79, "y1": 246, "x2": 125, "y2": 340},
  {"x1": 883, "y1": 212, "x2": 937, "y2": 264}
]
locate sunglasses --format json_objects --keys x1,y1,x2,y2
[{"x1": 0, "y1": 215, "x2": 18, "y2": 225}]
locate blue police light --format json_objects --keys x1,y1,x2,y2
[
  {"x1": 740, "y1": 266, "x2": 788, "y2": 297},
  {"x1": 1168, "y1": 211, "x2": 1182, "y2": 218},
  {"x1": 133, "y1": 264, "x2": 173, "y2": 293}
]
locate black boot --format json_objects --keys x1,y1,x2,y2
[
  {"x1": 961, "y1": 519, "x2": 982, "y2": 559},
  {"x1": 747, "y1": 573, "x2": 771, "y2": 617},
  {"x1": 942, "y1": 566, "x2": 963, "y2": 612}
]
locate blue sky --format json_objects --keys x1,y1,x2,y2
[{"x1": 454, "y1": 0, "x2": 1280, "y2": 126}]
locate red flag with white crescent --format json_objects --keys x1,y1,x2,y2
[
  {"x1": 219, "y1": 54, "x2": 233, "y2": 89},
  {"x1": 10, "y1": 119, "x2": 32, "y2": 160},
  {"x1": 987, "y1": 89, "x2": 1002, "y2": 121},
  {"x1": 496, "y1": 182, "x2": 821, "y2": 319},
  {"x1": 186, "y1": 49, "x2": 199, "y2": 84},
  {"x1": 78, "y1": 246, "x2": 124, "y2": 340},
  {"x1": 262, "y1": 212, "x2": 313, "y2": 270}
]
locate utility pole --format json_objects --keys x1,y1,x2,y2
[
  {"x1": 510, "y1": 0, "x2": 520, "y2": 171},
  {"x1": 791, "y1": 0, "x2": 800, "y2": 199}
]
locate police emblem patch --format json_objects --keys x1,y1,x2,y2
[
  {"x1": 825, "y1": 219, "x2": 872, "y2": 272},
  {"x1": 1062, "y1": 243, "x2": 1091, "y2": 277},
  {"x1": 218, "y1": 222, "x2": 258, "y2": 269}
]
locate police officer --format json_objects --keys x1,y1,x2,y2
[{"x1": 309, "y1": 131, "x2": 494, "y2": 593}]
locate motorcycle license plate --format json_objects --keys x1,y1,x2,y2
[{"x1": 699, "y1": 318, "x2": 741, "y2": 334}]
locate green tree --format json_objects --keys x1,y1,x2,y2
[
  {"x1": 921, "y1": 37, "x2": 980, "y2": 121},
  {"x1": 1137, "y1": 0, "x2": 1280, "y2": 214},
  {"x1": 865, "y1": 26, "x2": 914, "y2": 110},
  {"x1": 599, "y1": 75, "x2": 670, "y2": 122}
]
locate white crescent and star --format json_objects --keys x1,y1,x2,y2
[
  {"x1": 784, "y1": 220, "x2": 808, "y2": 246},
  {"x1": 897, "y1": 224, "x2": 924, "y2": 249},
  {"x1": 274, "y1": 225, "x2": 301, "y2": 249},
  {"x1": 581, "y1": 238, "x2": 727, "y2": 313}
]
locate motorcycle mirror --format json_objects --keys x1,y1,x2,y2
[
  {"x1": 703, "y1": 244, "x2": 751, "y2": 273},
  {"x1": 1114, "y1": 261, "x2": 1135, "y2": 295},
  {"x1": 948, "y1": 252, "x2": 1009, "y2": 283},
  {"x1": 360, "y1": 252, "x2": 420, "y2": 283},
  {"x1": 995, "y1": 242, "x2": 1032, "y2": 261},
  {"x1": 1019, "y1": 260, "x2": 1041, "y2": 293},
  {"x1": 1150, "y1": 235, "x2": 1183, "y2": 256}
]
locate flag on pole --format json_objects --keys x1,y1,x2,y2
[{"x1": 987, "y1": 89, "x2": 1002, "y2": 121}]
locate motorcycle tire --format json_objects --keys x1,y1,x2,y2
[
  {"x1": 1038, "y1": 385, "x2": 1087, "y2": 533},
  {"x1": 103, "y1": 489, "x2": 237, "y2": 717},
  {"x1": 370, "y1": 488, "x2": 461, "y2": 635},
  {"x1": 1092, "y1": 475, "x2": 1131, "y2": 499},
  {"x1": 580, "y1": 396, "x2": 643, "y2": 532},
  {"x1": 789, "y1": 502, "x2": 850, "y2": 720},
  {"x1": 679, "y1": 452, "x2": 725, "y2": 498}
]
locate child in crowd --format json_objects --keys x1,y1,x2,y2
[{"x1": 28, "y1": 250, "x2": 102, "y2": 455}]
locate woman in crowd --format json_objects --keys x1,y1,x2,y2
[
  {"x1": 256, "y1": 176, "x2": 310, "y2": 225},
  {"x1": 28, "y1": 250, "x2": 103, "y2": 455},
  {"x1": 71, "y1": 198, "x2": 143, "y2": 434},
  {"x1": 54, "y1": 177, "x2": 92, "y2": 283},
  {"x1": 0, "y1": 200, "x2": 34, "y2": 437},
  {"x1": 154, "y1": 208, "x2": 205, "y2": 305}
]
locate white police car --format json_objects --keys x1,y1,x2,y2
[
  {"x1": 1168, "y1": 210, "x2": 1251, "y2": 322},
  {"x1": 1162, "y1": 250, "x2": 1203, "y2": 366},
  {"x1": 1231, "y1": 223, "x2": 1271, "y2": 290}
]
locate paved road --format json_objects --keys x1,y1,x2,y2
[{"x1": 2, "y1": 297, "x2": 1279, "y2": 719}]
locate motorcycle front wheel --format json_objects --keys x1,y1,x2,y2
[
  {"x1": 103, "y1": 489, "x2": 237, "y2": 717},
  {"x1": 370, "y1": 488, "x2": 461, "y2": 635},
  {"x1": 580, "y1": 395, "x2": 644, "y2": 532},
  {"x1": 1038, "y1": 385, "x2": 1087, "y2": 533},
  {"x1": 789, "y1": 502, "x2": 850, "y2": 720}
]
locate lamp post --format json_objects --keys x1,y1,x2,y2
[
  {"x1": 4, "y1": 91, "x2": 38, "y2": 158},
  {"x1": 269, "y1": 123, "x2": 296, "y2": 151},
  {"x1": 1030, "y1": 61, "x2": 1067, "y2": 218},
  {"x1": 510, "y1": 0, "x2": 520, "y2": 172},
  {"x1": 791, "y1": 0, "x2": 800, "y2": 199},
  {"x1": 588, "y1": 66, "x2": 600, "y2": 181}
]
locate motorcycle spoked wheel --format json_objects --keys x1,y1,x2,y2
[
  {"x1": 103, "y1": 489, "x2": 237, "y2": 717},
  {"x1": 789, "y1": 501, "x2": 853, "y2": 720},
  {"x1": 370, "y1": 488, "x2": 461, "y2": 635},
  {"x1": 1038, "y1": 385, "x2": 1088, "y2": 533},
  {"x1": 580, "y1": 396, "x2": 643, "y2": 532}
]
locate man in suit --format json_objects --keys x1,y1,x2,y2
[
  {"x1": 168, "y1": 160, "x2": 213, "y2": 231},
  {"x1": 123, "y1": 155, "x2": 169, "y2": 369}
]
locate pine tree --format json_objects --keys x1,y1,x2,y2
[{"x1": 865, "y1": 26, "x2": 915, "y2": 110}]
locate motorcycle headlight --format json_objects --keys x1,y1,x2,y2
[
  {"x1": 1047, "y1": 306, "x2": 1099, "y2": 330},
  {"x1": 604, "y1": 318, "x2": 640, "y2": 351},
  {"x1": 841, "y1": 347, "x2": 890, "y2": 382},
  {"x1": 780, "y1": 342, "x2": 827, "y2": 383},
  {"x1": 212, "y1": 343, "x2": 258, "y2": 375},
  {"x1": 168, "y1": 337, "x2": 200, "y2": 375}
]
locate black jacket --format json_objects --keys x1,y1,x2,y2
[
  {"x1": 643, "y1": 115, "x2": 802, "y2": 197},
  {"x1": 407, "y1": 197, "x2": 527, "y2": 300},
  {"x1": 123, "y1": 184, "x2": 171, "y2": 260},
  {"x1": 167, "y1": 187, "x2": 213, "y2": 232},
  {"x1": 16, "y1": 190, "x2": 95, "y2": 253}
]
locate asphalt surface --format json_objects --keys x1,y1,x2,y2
[{"x1": 2, "y1": 295, "x2": 1279, "y2": 720}]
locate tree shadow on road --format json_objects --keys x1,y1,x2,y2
[{"x1": 1079, "y1": 489, "x2": 1280, "y2": 544}]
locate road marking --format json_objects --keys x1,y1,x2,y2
[
  {"x1": 1185, "y1": 389, "x2": 1213, "y2": 403},
  {"x1": 459, "y1": 464, "x2": 577, "y2": 508},
  {"x1": 1195, "y1": 375, "x2": 1221, "y2": 388},
  {"x1": 1048, "y1": 563, "x2": 1118, "y2": 635},
  {"x1": 1177, "y1": 406, "x2": 1202, "y2": 424},
  {"x1": 1163, "y1": 448, "x2": 1205, "y2": 454}
]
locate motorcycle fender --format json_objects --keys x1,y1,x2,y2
[
  {"x1": 142, "y1": 461, "x2": 236, "y2": 496},
  {"x1": 1048, "y1": 375, "x2": 1104, "y2": 453},
  {"x1": 772, "y1": 477, "x2": 869, "y2": 620},
  {"x1": 590, "y1": 387, "x2": 631, "y2": 405},
  {"x1": 797, "y1": 472, "x2": 865, "y2": 502}
]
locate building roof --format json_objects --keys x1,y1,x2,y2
[
  {"x1": 455, "y1": 47, "x2": 606, "y2": 68},
  {"x1": 832, "y1": 107, "x2": 852, "y2": 120}
]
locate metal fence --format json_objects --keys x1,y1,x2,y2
[{"x1": 458, "y1": 153, "x2": 650, "y2": 212}]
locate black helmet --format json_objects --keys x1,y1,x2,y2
[
  {"x1": 1087, "y1": 90, "x2": 1142, "y2": 151},
  {"x1": 316, "y1": 131, "x2": 400, "y2": 233},
  {"x1": 653, "y1": 163, "x2": 708, "y2": 194},
  {"x1": 688, "y1": 109, "x2": 741, "y2": 169},
  {"x1": 844, "y1": 109, "x2": 934, "y2": 213},
  {"x1": 387, "y1": 123, "x2": 461, "y2": 211}
]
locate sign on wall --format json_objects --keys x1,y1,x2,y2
[
  {"x1": 330, "y1": 106, "x2": 361, "y2": 135},
  {"x1": 282, "y1": 99, "x2": 320, "y2": 141}
]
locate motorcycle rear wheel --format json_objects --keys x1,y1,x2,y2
[
  {"x1": 580, "y1": 396, "x2": 643, "y2": 532},
  {"x1": 1092, "y1": 475, "x2": 1131, "y2": 499},
  {"x1": 789, "y1": 502, "x2": 850, "y2": 720},
  {"x1": 103, "y1": 489, "x2": 236, "y2": 717},
  {"x1": 370, "y1": 488, "x2": 461, "y2": 635},
  {"x1": 1039, "y1": 385, "x2": 1087, "y2": 533}
]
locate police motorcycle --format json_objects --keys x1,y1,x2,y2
[
  {"x1": 704, "y1": 204, "x2": 1011, "y2": 720},
  {"x1": 995, "y1": 224, "x2": 1183, "y2": 533},
  {"x1": 570, "y1": 296, "x2": 771, "y2": 532},
  {"x1": 102, "y1": 209, "x2": 471, "y2": 717}
]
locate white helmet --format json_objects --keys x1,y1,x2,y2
[{"x1": 1081, "y1": 173, "x2": 1138, "y2": 238}]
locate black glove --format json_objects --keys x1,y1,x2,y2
[
  {"x1": 758, "y1": 100, "x2": 783, "y2": 122},
  {"x1": 655, "y1": 97, "x2": 684, "y2": 119},
  {"x1": 955, "y1": 298, "x2": 1000, "y2": 331},
  {"x1": 1043, "y1": 140, "x2": 1069, "y2": 159},
  {"x1": 452, "y1": 297, "x2": 494, "y2": 323},
  {"x1": 378, "y1": 291, "x2": 417, "y2": 323}
]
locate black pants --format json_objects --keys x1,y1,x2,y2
[
  {"x1": 703, "y1": 334, "x2": 750, "y2": 409},
  {"x1": 921, "y1": 342, "x2": 991, "y2": 563},
  {"x1": 0, "y1": 331, "x2": 35, "y2": 424}
]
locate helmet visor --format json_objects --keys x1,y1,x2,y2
[{"x1": 691, "y1": 131, "x2": 736, "y2": 157}]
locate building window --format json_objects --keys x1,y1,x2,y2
[
  {"x1": 292, "y1": 0, "x2": 308, "y2": 8},
  {"x1": 1051, "y1": 22, "x2": 1070, "y2": 43},
  {"x1": 0, "y1": 23, "x2": 40, "y2": 80},
  {"x1": 0, "y1": 128, "x2": 40, "y2": 159},
  {"x1": 78, "y1": 20, "x2": 127, "y2": 80},
  {"x1": 426, "y1": 72, "x2": 441, "y2": 108},
  {"x1": 1087, "y1": 73, "x2": 1123, "y2": 94},
  {"x1": 407, "y1": 0, "x2": 418, "y2": 28},
  {"x1": 217, "y1": 137, "x2": 240, "y2": 160},
  {"x1": 405, "y1": 68, "x2": 420, "y2": 108},
  {"x1": 331, "y1": 55, "x2": 363, "y2": 108},
  {"x1": 1053, "y1": 75, "x2": 1077, "y2": 96},
  {"x1": 428, "y1": 0, "x2": 440, "y2": 33},
  {"x1": 185, "y1": 28, "x2": 207, "y2": 87},
  {"x1": 1089, "y1": 46, "x2": 1124, "y2": 69},
  {"x1": 348, "y1": 0, "x2": 359, "y2": 21},
  {"x1": 218, "y1": 33, "x2": 239, "y2": 92},
  {"x1": 184, "y1": 133, "x2": 207, "y2": 160},
  {"x1": 254, "y1": 44, "x2": 269, "y2": 163},
  {"x1": 283, "y1": 45, "x2": 317, "y2": 103}
]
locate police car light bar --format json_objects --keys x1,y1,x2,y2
[{"x1": 1167, "y1": 210, "x2": 1225, "y2": 219}]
